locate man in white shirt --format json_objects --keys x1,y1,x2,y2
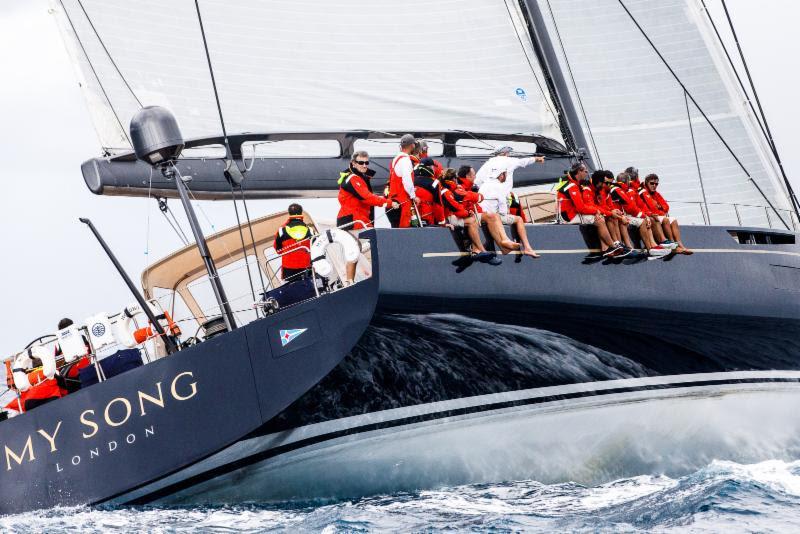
[
  {"x1": 475, "y1": 146, "x2": 545, "y2": 193},
  {"x1": 479, "y1": 167, "x2": 540, "y2": 258},
  {"x1": 387, "y1": 134, "x2": 419, "y2": 228}
]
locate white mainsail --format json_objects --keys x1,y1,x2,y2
[
  {"x1": 538, "y1": 0, "x2": 794, "y2": 228},
  {"x1": 52, "y1": 0, "x2": 563, "y2": 153}
]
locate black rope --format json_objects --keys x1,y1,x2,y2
[
  {"x1": 58, "y1": 0, "x2": 131, "y2": 149},
  {"x1": 616, "y1": 0, "x2": 789, "y2": 231},
  {"x1": 229, "y1": 185, "x2": 259, "y2": 320},
  {"x1": 684, "y1": 91, "x2": 710, "y2": 224},
  {"x1": 75, "y1": 0, "x2": 143, "y2": 108},
  {"x1": 544, "y1": 0, "x2": 603, "y2": 169},
  {"x1": 194, "y1": 0, "x2": 230, "y2": 147},
  {"x1": 238, "y1": 184, "x2": 268, "y2": 298},
  {"x1": 719, "y1": 0, "x2": 800, "y2": 220},
  {"x1": 502, "y1": 1, "x2": 561, "y2": 130}
]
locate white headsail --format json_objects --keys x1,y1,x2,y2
[{"x1": 539, "y1": 0, "x2": 794, "y2": 227}]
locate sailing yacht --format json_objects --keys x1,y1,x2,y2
[{"x1": 0, "y1": 0, "x2": 797, "y2": 513}]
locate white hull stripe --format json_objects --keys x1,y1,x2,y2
[{"x1": 423, "y1": 248, "x2": 800, "y2": 258}]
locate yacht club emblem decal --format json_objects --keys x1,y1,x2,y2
[{"x1": 280, "y1": 328, "x2": 308, "y2": 347}]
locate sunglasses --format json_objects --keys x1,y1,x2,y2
[
  {"x1": 648, "y1": 181, "x2": 659, "y2": 185},
  {"x1": 354, "y1": 160, "x2": 370, "y2": 166}
]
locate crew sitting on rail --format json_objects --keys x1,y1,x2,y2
[
  {"x1": 640, "y1": 174, "x2": 692, "y2": 255},
  {"x1": 439, "y1": 173, "x2": 501, "y2": 265},
  {"x1": 457, "y1": 165, "x2": 479, "y2": 193},
  {"x1": 557, "y1": 163, "x2": 623, "y2": 256},
  {"x1": 414, "y1": 158, "x2": 444, "y2": 226},
  {"x1": 593, "y1": 170, "x2": 635, "y2": 256},
  {"x1": 55, "y1": 317, "x2": 91, "y2": 393},
  {"x1": 275, "y1": 203, "x2": 313, "y2": 281},
  {"x1": 479, "y1": 167, "x2": 540, "y2": 258},
  {"x1": 625, "y1": 166, "x2": 670, "y2": 247},
  {"x1": 611, "y1": 172, "x2": 668, "y2": 257},
  {"x1": 387, "y1": 134, "x2": 419, "y2": 228}
]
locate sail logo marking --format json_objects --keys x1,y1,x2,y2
[{"x1": 280, "y1": 328, "x2": 307, "y2": 347}]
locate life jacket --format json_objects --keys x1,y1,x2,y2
[
  {"x1": 556, "y1": 176, "x2": 581, "y2": 221},
  {"x1": 414, "y1": 167, "x2": 443, "y2": 225},
  {"x1": 275, "y1": 216, "x2": 312, "y2": 270},
  {"x1": 337, "y1": 166, "x2": 386, "y2": 230},
  {"x1": 388, "y1": 152, "x2": 412, "y2": 201}
]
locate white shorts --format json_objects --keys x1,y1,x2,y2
[
  {"x1": 447, "y1": 213, "x2": 481, "y2": 227},
  {"x1": 499, "y1": 214, "x2": 517, "y2": 225},
  {"x1": 627, "y1": 216, "x2": 645, "y2": 228},
  {"x1": 654, "y1": 215, "x2": 674, "y2": 224},
  {"x1": 568, "y1": 214, "x2": 596, "y2": 224}
]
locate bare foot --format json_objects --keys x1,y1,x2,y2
[
  {"x1": 522, "y1": 248, "x2": 540, "y2": 258},
  {"x1": 676, "y1": 246, "x2": 693, "y2": 255},
  {"x1": 500, "y1": 241, "x2": 520, "y2": 254}
]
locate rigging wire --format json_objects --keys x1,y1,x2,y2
[
  {"x1": 75, "y1": 0, "x2": 143, "y2": 108},
  {"x1": 238, "y1": 184, "x2": 268, "y2": 300},
  {"x1": 684, "y1": 91, "x2": 710, "y2": 225},
  {"x1": 717, "y1": 0, "x2": 800, "y2": 219},
  {"x1": 502, "y1": 1, "x2": 561, "y2": 131},
  {"x1": 58, "y1": 0, "x2": 131, "y2": 149},
  {"x1": 194, "y1": 0, "x2": 231, "y2": 146},
  {"x1": 544, "y1": 0, "x2": 603, "y2": 168},
  {"x1": 615, "y1": 0, "x2": 790, "y2": 231},
  {"x1": 229, "y1": 184, "x2": 260, "y2": 320},
  {"x1": 158, "y1": 198, "x2": 190, "y2": 246},
  {"x1": 144, "y1": 166, "x2": 153, "y2": 258}
]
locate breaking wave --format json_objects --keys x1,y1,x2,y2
[{"x1": 6, "y1": 459, "x2": 800, "y2": 532}]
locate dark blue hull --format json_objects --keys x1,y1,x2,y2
[
  {"x1": 115, "y1": 224, "x2": 800, "y2": 505},
  {"x1": 4, "y1": 224, "x2": 799, "y2": 511}
]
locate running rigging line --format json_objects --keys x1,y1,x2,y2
[
  {"x1": 699, "y1": 0, "x2": 800, "y2": 218},
  {"x1": 684, "y1": 91, "x2": 710, "y2": 225},
  {"x1": 718, "y1": 0, "x2": 800, "y2": 218},
  {"x1": 615, "y1": 0, "x2": 790, "y2": 231},
  {"x1": 58, "y1": 0, "x2": 131, "y2": 149},
  {"x1": 544, "y1": 0, "x2": 603, "y2": 169},
  {"x1": 195, "y1": 0, "x2": 265, "y2": 305},
  {"x1": 75, "y1": 0, "x2": 143, "y2": 109}
]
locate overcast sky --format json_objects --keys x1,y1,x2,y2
[{"x1": 0, "y1": 0, "x2": 798, "y2": 357}]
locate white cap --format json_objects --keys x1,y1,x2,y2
[{"x1": 487, "y1": 166, "x2": 506, "y2": 180}]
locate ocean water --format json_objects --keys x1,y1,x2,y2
[{"x1": 5, "y1": 459, "x2": 800, "y2": 533}]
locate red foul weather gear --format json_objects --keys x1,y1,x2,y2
[
  {"x1": 274, "y1": 216, "x2": 312, "y2": 277},
  {"x1": 337, "y1": 166, "x2": 389, "y2": 230}
]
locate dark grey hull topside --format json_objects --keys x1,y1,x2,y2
[{"x1": 2, "y1": 223, "x2": 799, "y2": 513}]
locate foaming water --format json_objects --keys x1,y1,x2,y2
[{"x1": 7, "y1": 459, "x2": 800, "y2": 532}]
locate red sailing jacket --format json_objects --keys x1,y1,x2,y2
[
  {"x1": 557, "y1": 177, "x2": 597, "y2": 220},
  {"x1": 4, "y1": 377, "x2": 65, "y2": 413},
  {"x1": 508, "y1": 192, "x2": 528, "y2": 222},
  {"x1": 640, "y1": 188, "x2": 670, "y2": 216},
  {"x1": 611, "y1": 183, "x2": 645, "y2": 217},
  {"x1": 441, "y1": 184, "x2": 482, "y2": 219},
  {"x1": 456, "y1": 177, "x2": 483, "y2": 213},
  {"x1": 274, "y1": 216, "x2": 312, "y2": 271},
  {"x1": 585, "y1": 184, "x2": 611, "y2": 216},
  {"x1": 597, "y1": 187, "x2": 619, "y2": 213},
  {"x1": 414, "y1": 171, "x2": 444, "y2": 225},
  {"x1": 630, "y1": 179, "x2": 653, "y2": 216},
  {"x1": 337, "y1": 166, "x2": 388, "y2": 230}
]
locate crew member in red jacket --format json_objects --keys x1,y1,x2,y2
[
  {"x1": 641, "y1": 174, "x2": 692, "y2": 254},
  {"x1": 626, "y1": 166, "x2": 669, "y2": 245},
  {"x1": 508, "y1": 191, "x2": 528, "y2": 223},
  {"x1": 387, "y1": 134, "x2": 418, "y2": 228},
  {"x1": 274, "y1": 204, "x2": 313, "y2": 281},
  {"x1": 557, "y1": 163, "x2": 620, "y2": 256},
  {"x1": 416, "y1": 140, "x2": 444, "y2": 179},
  {"x1": 593, "y1": 170, "x2": 634, "y2": 255},
  {"x1": 337, "y1": 151, "x2": 395, "y2": 230},
  {"x1": 610, "y1": 172, "x2": 668, "y2": 256},
  {"x1": 414, "y1": 158, "x2": 444, "y2": 226}
]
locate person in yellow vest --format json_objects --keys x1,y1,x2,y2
[{"x1": 274, "y1": 204, "x2": 313, "y2": 281}]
